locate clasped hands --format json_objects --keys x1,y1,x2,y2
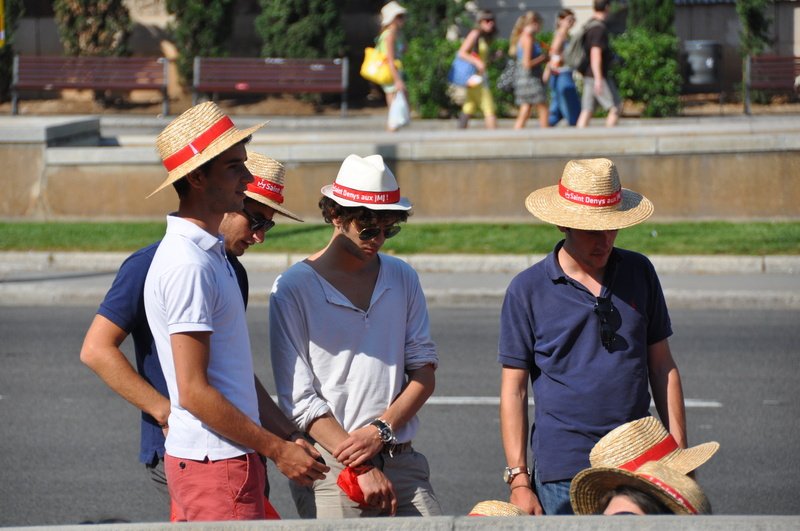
[{"x1": 334, "y1": 425, "x2": 397, "y2": 515}]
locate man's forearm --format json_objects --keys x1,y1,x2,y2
[
  {"x1": 254, "y1": 376, "x2": 298, "y2": 439},
  {"x1": 380, "y1": 364, "x2": 435, "y2": 431}
]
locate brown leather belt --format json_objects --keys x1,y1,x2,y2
[{"x1": 382, "y1": 441, "x2": 413, "y2": 454}]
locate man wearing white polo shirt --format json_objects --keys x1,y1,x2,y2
[
  {"x1": 143, "y1": 102, "x2": 327, "y2": 521},
  {"x1": 269, "y1": 154, "x2": 442, "y2": 518}
]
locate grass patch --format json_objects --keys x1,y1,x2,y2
[{"x1": 1, "y1": 220, "x2": 798, "y2": 255}]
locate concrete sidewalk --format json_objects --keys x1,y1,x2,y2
[
  {"x1": 1, "y1": 251, "x2": 798, "y2": 308},
  {"x1": 5, "y1": 515, "x2": 800, "y2": 530}
]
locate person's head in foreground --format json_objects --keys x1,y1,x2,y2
[
  {"x1": 570, "y1": 461, "x2": 712, "y2": 515},
  {"x1": 150, "y1": 101, "x2": 265, "y2": 208},
  {"x1": 319, "y1": 154, "x2": 411, "y2": 259},
  {"x1": 525, "y1": 157, "x2": 654, "y2": 267},
  {"x1": 219, "y1": 152, "x2": 303, "y2": 257}
]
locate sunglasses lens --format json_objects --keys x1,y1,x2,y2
[
  {"x1": 359, "y1": 227, "x2": 382, "y2": 241},
  {"x1": 384, "y1": 225, "x2": 402, "y2": 239}
]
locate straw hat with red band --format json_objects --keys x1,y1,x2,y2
[
  {"x1": 590, "y1": 416, "x2": 719, "y2": 475},
  {"x1": 321, "y1": 154, "x2": 412, "y2": 211},
  {"x1": 149, "y1": 101, "x2": 266, "y2": 198},
  {"x1": 570, "y1": 461, "x2": 711, "y2": 515},
  {"x1": 468, "y1": 500, "x2": 527, "y2": 517},
  {"x1": 244, "y1": 152, "x2": 303, "y2": 222},
  {"x1": 525, "y1": 158, "x2": 654, "y2": 230}
]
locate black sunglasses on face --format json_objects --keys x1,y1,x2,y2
[
  {"x1": 358, "y1": 225, "x2": 402, "y2": 241},
  {"x1": 594, "y1": 296, "x2": 621, "y2": 349},
  {"x1": 242, "y1": 208, "x2": 275, "y2": 233}
]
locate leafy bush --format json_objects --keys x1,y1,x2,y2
[
  {"x1": 403, "y1": 37, "x2": 460, "y2": 118},
  {"x1": 627, "y1": 0, "x2": 675, "y2": 35},
  {"x1": 401, "y1": 0, "x2": 470, "y2": 41},
  {"x1": 255, "y1": 0, "x2": 346, "y2": 58},
  {"x1": 0, "y1": 0, "x2": 24, "y2": 102},
  {"x1": 53, "y1": 0, "x2": 132, "y2": 56},
  {"x1": 612, "y1": 27, "x2": 682, "y2": 117},
  {"x1": 165, "y1": 0, "x2": 235, "y2": 85}
]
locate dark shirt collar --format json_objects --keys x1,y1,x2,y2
[{"x1": 545, "y1": 239, "x2": 621, "y2": 294}]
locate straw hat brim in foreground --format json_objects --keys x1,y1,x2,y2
[
  {"x1": 570, "y1": 462, "x2": 711, "y2": 515},
  {"x1": 468, "y1": 500, "x2": 528, "y2": 517},
  {"x1": 589, "y1": 416, "x2": 720, "y2": 475},
  {"x1": 525, "y1": 186, "x2": 653, "y2": 230}
]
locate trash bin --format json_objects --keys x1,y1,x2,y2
[{"x1": 684, "y1": 40, "x2": 721, "y2": 86}]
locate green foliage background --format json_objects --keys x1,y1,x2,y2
[
  {"x1": 165, "y1": 0, "x2": 236, "y2": 85},
  {"x1": 612, "y1": 28, "x2": 682, "y2": 117},
  {"x1": 256, "y1": 0, "x2": 346, "y2": 58},
  {"x1": 53, "y1": 0, "x2": 132, "y2": 56}
]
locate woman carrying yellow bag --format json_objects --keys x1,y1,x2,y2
[{"x1": 375, "y1": 1, "x2": 407, "y2": 131}]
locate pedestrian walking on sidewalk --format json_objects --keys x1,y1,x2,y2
[
  {"x1": 456, "y1": 9, "x2": 499, "y2": 129},
  {"x1": 269, "y1": 154, "x2": 442, "y2": 518},
  {"x1": 375, "y1": 1, "x2": 408, "y2": 131},
  {"x1": 509, "y1": 11, "x2": 549, "y2": 130},
  {"x1": 546, "y1": 9, "x2": 581, "y2": 127},
  {"x1": 498, "y1": 157, "x2": 687, "y2": 515},
  {"x1": 576, "y1": 0, "x2": 622, "y2": 128},
  {"x1": 140, "y1": 102, "x2": 327, "y2": 521},
  {"x1": 80, "y1": 149, "x2": 315, "y2": 521}
]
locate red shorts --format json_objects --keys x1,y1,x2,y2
[{"x1": 165, "y1": 452, "x2": 268, "y2": 521}]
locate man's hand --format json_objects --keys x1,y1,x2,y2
[
  {"x1": 333, "y1": 425, "x2": 383, "y2": 467},
  {"x1": 357, "y1": 468, "x2": 397, "y2": 515},
  {"x1": 510, "y1": 485, "x2": 544, "y2": 515},
  {"x1": 273, "y1": 440, "x2": 329, "y2": 487}
]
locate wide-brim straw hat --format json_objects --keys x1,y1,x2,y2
[
  {"x1": 570, "y1": 461, "x2": 711, "y2": 515},
  {"x1": 244, "y1": 152, "x2": 303, "y2": 222},
  {"x1": 381, "y1": 1, "x2": 407, "y2": 26},
  {"x1": 468, "y1": 500, "x2": 527, "y2": 517},
  {"x1": 321, "y1": 154, "x2": 412, "y2": 211},
  {"x1": 149, "y1": 102, "x2": 266, "y2": 198},
  {"x1": 525, "y1": 158, "x2": 653, "y2": 230},
  {"x1": 590, "y1": 416, "x2": 720, "y2": 475}
]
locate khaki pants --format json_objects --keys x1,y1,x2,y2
[{"x1": 290, "y1": 442, "x2": 442, "y2": 518}]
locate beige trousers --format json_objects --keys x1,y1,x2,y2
[{"x1": 290, "y1": 442, "x2": 442, "y2": 518}]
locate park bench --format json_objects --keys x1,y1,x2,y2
[
  {"x1": 11, "y1": 55, "x2": 169, "y2": 116},
  {"x1": 748, "y1": 55, "x2": 800, "y2": 93},
  {"x1": 192, "y1": 56, "x2": 349, "y2": 116},
  {"x1": 744, "y1": 54, "x2": 800, "y2": 114}
]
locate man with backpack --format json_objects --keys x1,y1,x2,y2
[{"x1": 575, "y1": 0, "x2": 621, "y2": 128}]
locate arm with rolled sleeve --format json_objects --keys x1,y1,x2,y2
[{"x1": 268, "y1": 286, "x2": 332, "y2": 433}]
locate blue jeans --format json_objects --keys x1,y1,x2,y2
[
  {"x1": 547, "y1": 70, "x2": 581, "y2": 127},
  {"x1": 534, "y1": 464, "x2": 574, "y2": 515}
]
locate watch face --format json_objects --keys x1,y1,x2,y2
[
  {"x1": 503, "y1": 468, "x2": 512, "y2": 483},
  {"x1": 380, "y1": 427, "x2": 392, "y2": 442}
]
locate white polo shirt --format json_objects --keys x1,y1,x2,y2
[
  {"x1": 269, "y1": 254, "x2": 439, "y2": 444},
  {"x1": 144, "y1": 215, "x2": 259, "y2": 460}
]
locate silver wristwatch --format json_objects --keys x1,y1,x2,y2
[
  {"x1": 369, "y1": 418, "x2": 396, "y2": 444},
  {"x1": 503, "y1": 466, "x2": 531, "y2": 484}
]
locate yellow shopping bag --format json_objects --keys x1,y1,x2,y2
[{"x1": 360, "y1": 47, "x2": 401, "y2": 86}]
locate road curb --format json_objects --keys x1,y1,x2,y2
[{"x1": 2, "y1": 251, "x2": 799, "y2": 275}]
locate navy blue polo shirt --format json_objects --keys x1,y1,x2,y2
[
  {"x1": 97, "y1": 242, "x2": 249, "y2": 464},
  {"x1": 498, "y1": 241, "x2": 672, "y2": 482}
]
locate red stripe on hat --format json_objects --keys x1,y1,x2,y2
[
  {"x1": 162, "y1": 116, "x2": 235, "y2": 172},
  {"x1": 248, "y1": 177, "x2": 284, "y2": 204},
  {"x1": 618, "y1": 435, "x2": 679, "y2": 472},
  {"x1": 332, "y1": 183, "x2": 400, "y2": 204},
  {"x1": 559, "y1": 182, "x2": 621, "y2": 207},
  {"x1": 639, "y1": 474, "x2": 698, "y2": 514}
]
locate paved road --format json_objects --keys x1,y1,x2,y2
[{"x1": 1, "y1": 303, "x2": 799, "y2": 525}]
